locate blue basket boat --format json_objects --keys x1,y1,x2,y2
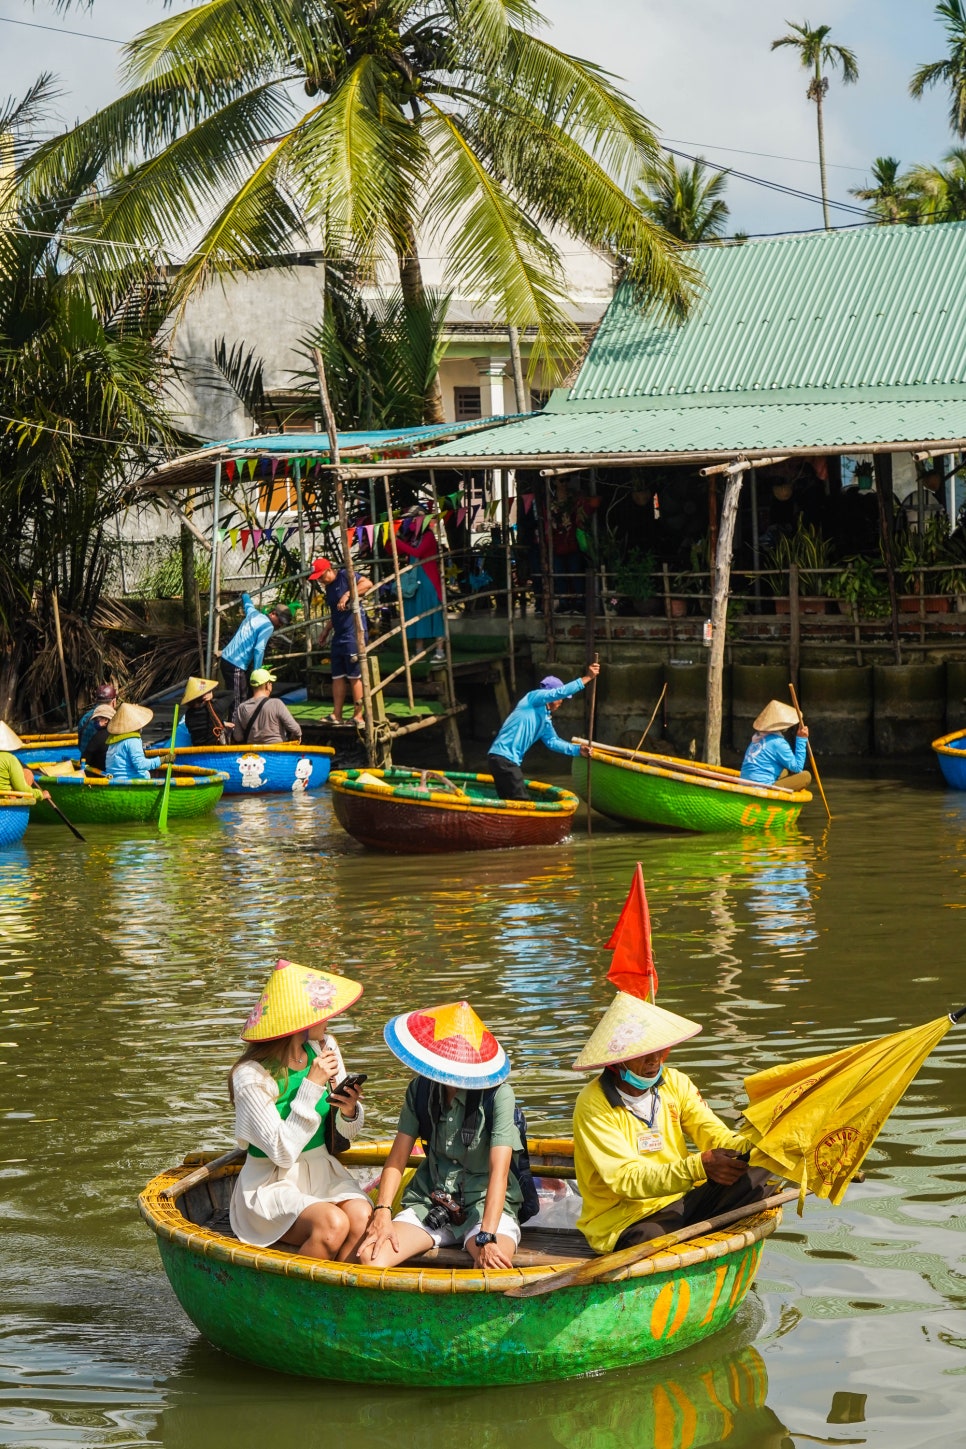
[
  {"x1": 145, "y1": 743, "x2": 334, "y2": 794},
  {"x1": 0, "y1": 794, "x2": 33, "y2": 847},
  {"x1": 932, "y1": 728, "x2": 966, "y2": 789},
  {"x1": 16, "y1": 732, "x2": 79, "y2": 767}
]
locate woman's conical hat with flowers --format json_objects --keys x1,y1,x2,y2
[
  {"x1": 180, "y1": 676, "x2": 219, "y2": 706},
  {"x1": 384, "y1": 1000, "x2": 509, "y2": 1089},
  {"x1": 242, "y1": 959, "x2": 363, "y2": 1042},
  {"x1": 572, "y1": 993, "x2": 702, "y2": 1071}
]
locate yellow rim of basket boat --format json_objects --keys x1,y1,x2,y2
[
  {"x1": 138, "y1": 1141, "x2": 781, "y2": 1295},
  {"x1": 575, "y1": 741, "x2": 812, "y2": 805},
  {"x1": 330, "y1": 770, "x2": 579, "y2": 817},
  {"x1": 931, "y1": 729, "x2": 966, "y2": 756}
]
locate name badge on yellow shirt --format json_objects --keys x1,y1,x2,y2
[{"x1": 637, "y1": 1130, "x2": 664, "y2": 1154}]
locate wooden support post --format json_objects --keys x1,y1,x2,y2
[
  {"x1": 204, "y1": 461, "x2": 222, "y2": 676},
  {"x1": 540, "y1": 477, "x2": 556, "y2": 662},
  {"x1": 292, "y1": 461, "x2": 312, "y2": 681},
  {"x1": 312, "y1": 344, "x2": 378, "y2": 766},
  {"x1": 383, "y1": 476, "x2": 415, "y2": 709},
  {"x1": 662, "y1": 562, "x2": 675, "y2": 652},
  {"x1": 429, "y1": 471, "x2": 464, "y2": 768},
  {"x1": 789, "y1": 562, "x2": 800, "y2": 692},
  {"x1": 502, "y1": 468, "x2": 517, "y2": 695},
  {"x1": 703, "y1": 469, "x2": 743, "y2": 766},
  {"x1": 874, "y1": 452, "x2": 902, "y2": 665}
]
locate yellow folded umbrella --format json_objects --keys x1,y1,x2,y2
[{"x1": 742, "y1": 1010, "x2": 962, "y2": 1210}]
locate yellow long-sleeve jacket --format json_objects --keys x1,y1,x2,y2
[{"x1": 573, "y1": 1066, "x2": 752, "y2": 1253}]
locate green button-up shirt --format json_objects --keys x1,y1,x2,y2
[{"x1": 397, "y1": 1078, "x2": 523, "y2": 1225}]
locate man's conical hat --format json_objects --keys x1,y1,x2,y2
[
  {"x1": 0, "y1": 721, "x2": 24, "y2": 751},
  {"x1": 753, "y1": 700, "x2": 800, "y2": 733},
  {"x1": 384, "y1": 1000, "x2": 509, "y2": 1089},
  {"x1": 572, "y1": 993, "x2": 702, "y2": 1071},
  {"x1": 241, "y1": 959, "x2": 363, "y2": 1042},
  {"x1": 181, "y1": 677, "x2": 219, "y2": 706},
  {"x1": 108, "y1": 702, "x2": 153, "y2": 736}
]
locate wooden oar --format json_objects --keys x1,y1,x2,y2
[
  {"x1": 788, "y1": 682, "x2": 831, "y2": 822},
  {"x1": 38, "y1": 790, "x2": 86, "y2": 842},
  {"x1": 160, "y1": 1148, "x2": 245, "y2": 1201},
  {"x1": 504, "y1": 1187, "x2": 799, "y2": 1299},
  {"x1": 156, "y1": 705, "x2": 179, "y2": 835},
  {"x1": 585, "y1": 651, "x2": 599, "y2": 836},
  {"x1": 634, "y1": 682, "x2": 668, "y2": 754}
]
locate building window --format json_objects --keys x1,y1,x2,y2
[{"x1": 454, "y1": 386, "x2": 482, "y2": 420}]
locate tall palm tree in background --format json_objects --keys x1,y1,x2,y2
[
  {"x1": 26, "y1": 0, "x2": 696, "y2": 424},
  {"x1": 850, "y1": 156, "x2": 914, "y2": 224},
  {"x1": 910, "y1": 1, "x2": 966, "y2": 139},
  {"x1": 771, "y1": 20, "x2": 859, "y2": 231},
  {"x1": 904, "y1": 148, "x2": 966, "y2": 222},
  {"x1": 635, "y1": 155, "x2": 730, "y2": 244}
]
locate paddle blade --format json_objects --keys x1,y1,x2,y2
[{"x1": 157, "y1": 706, "x2": 178, "y2": 835}]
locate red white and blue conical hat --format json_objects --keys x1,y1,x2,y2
[{"x1": 384, "y1": 1000, "x2": 509, "y2": 1089}]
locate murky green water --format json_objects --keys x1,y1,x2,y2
[{"x1": 2, "y1": 763, "x2": 966, "y2": 1448}]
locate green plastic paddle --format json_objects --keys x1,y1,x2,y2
[{"x1": 156, "y1": 704, "x2": 179, "y2": 835}]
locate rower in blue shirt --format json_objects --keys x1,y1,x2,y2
[
  {"x1": 740, "y1": 700, "x2": 812, "y2": 791},
  {"x1": 486, "y1": 663, "x2": 600, "y2": 800}
]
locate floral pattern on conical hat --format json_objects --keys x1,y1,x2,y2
[
  {"x1": 384, "y1": 1000, "x2": 509, "y2": 1089},
  {"x1": 0, "y1": 721, "x2": 24, "y2": 751},
  {"x1": 753, "y1": 700, "x2": 800, "y2": 733},
  {"x1": 241, "y1": 959, "x2": 363, "y2": 1042},
  {"x1": 180, "y1": 677, "x2": 219, "y2": 706},
  {"x1": 572, "y1": 992, "x2": 702, "y2": 1071}
]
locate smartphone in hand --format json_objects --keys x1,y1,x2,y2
[{"x1": 328, "y1": 1073, "x2": 368, "y2": 1099}]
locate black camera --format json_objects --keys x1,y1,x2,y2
[{"x1": 425, "y1": 1189, "x2": 466, "y2": 1231}]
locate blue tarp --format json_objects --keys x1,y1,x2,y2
[{"x1": 200, "y1": 417, "x2": 520, "y2": 458}]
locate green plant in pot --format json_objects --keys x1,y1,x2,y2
[
  {"x1": 829, "y1": 555, "x2": 889, "y2": 618},
  {"x1": 937, "y1": 522, "x2": 966, "y2": 610},
  {"x1": 764, "y1": 519, "x2": 832, "y2": 610},
  {"x1": 897, "y1": 515, "x2": 952, "y2": 610},
  {"x1": 614, "y1": 547, "x2": 657, "y2": 615}
]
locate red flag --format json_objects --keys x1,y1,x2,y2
[{"x1": 605, "y1": 863, "x2": 658, "y2": 1000}]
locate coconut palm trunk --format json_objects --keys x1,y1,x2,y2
[{"x1": 395, "y1": 223, "x2": 445, "y2": 424}]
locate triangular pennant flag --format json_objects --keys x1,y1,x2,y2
[
  {"x1": 285, "y1": 526, "x2": 298, "y2": 541},
  {"x1": 224, "y1": 460, "x2": 236, "y2": 482},
  {"x1": 381, "y1": 523, "x2": 390, "y2": 545},
  {"x1": 247, "y1": 458, "x2": 257, "y2": 480},
  {"x1": 240, "y1": 528, "x2": 251, "y2": 551},
  {"x1": 420, "y1": 514, "x2": 432, "y2": 533},
  {"x1": 394, "y1": 519, "x2": 404, "y2": 535},
  {"x1": 274, "y1": 527, "x2": 286, "y2": 544},
  {"x1": 271, "y1": 458, "x2": 280, "y2": 477},
  {"x1": 217, "y1": 527, "x2": 228, "y2": 543},
  {"x1": 522, "y1": 493, "x2": 534, "y2": 514},
  {"x1": 576, "y1": 527, "x2": 589, "y2": 552},
  {"x1": 365, "y1": 525, "x2": 375, "y2": 548},
  {"x1": 605, "y1": 864, "x2": 658, "y2": 1001},
  {"x1": 229, "y1": 527, "x2": 240, "y2": 549},
  {"x1": 457, "y1": 507, "x2": 466, "y2": 527}
]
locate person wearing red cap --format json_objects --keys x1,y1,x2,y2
[{"x1": 308, "y1": 558, "x2": 374, "y2": 725}]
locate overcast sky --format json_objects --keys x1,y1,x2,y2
[{"x1": 0, "y1": 0, "x2": 958, "y2": 235}]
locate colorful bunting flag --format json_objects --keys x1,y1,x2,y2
[
  {"x1": 229, "y1": 527, "x2": 240, "y2": 549},
  {"x1": 522, "y1": 493, "x2": 534, "y2": 514},
  {"x1": 240, "y1": 528, "x2": 251, "y2": 551},
  {"x1": 224, "y1": 460, "x2": 236, "y2": 482}
]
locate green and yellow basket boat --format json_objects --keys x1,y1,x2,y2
[
  {"x1": 29, "y1": 763, "x2": 227, "y2": 826},
  {"x1": 139, "y1": 1140, "x2": 783, "y2": 1387},
  {"x1": 572, "y1": 741, "x2": 811, "y2": 834}
]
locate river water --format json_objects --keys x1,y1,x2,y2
[{"x1": 2, "y1": 764, "x2": 966, "y2": 1448}]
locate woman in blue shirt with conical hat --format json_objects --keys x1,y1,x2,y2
[{"x1": 740, "y1": 700, "x2": 811, "y2": 791}]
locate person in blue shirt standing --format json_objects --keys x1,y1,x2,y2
[
  {"x1": 486, "y1": 663, "x2": 600, "y2": 799},
  {"x1": 740, "y1": 700, "x2": 811, "y2": 791},
  {"x1": 309, "y1": 558, "x2": 375, "y2": 725},
  {"x1": 220, "y1": 594, "x2": 292, "y2": 711}
]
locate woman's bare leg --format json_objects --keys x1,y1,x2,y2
[
  {"x1": 357, "y1": 1219, "x2": 435, "y2": 1267},
  {"x1": 278, "y1": 1201, "x2": 350, "y2": 1260},
  {"x1": 336, "y1": 1198, "x2": 373, "y2": 1262}
]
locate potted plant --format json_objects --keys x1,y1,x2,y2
[
  {"x1": 827, "y1": 555, "x2": 889, "y2": 618},
  {"x1": 764, "y1": 520, "x2": 832, "y2": 613},
  {"x1": 614, "y1": 547, "x2": 658, "y2": 615},
  {"x1": 897, "y1": 516, "x2": 951, "y2": 612}
]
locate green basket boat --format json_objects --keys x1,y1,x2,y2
[
  {"x1": 572, "y1": 741, "x2": 811, "y2": 834},
  {"x1": 139, "y1": 1141, "x2": 782, "y2": 1387},
  {"x1": 30, "y1": 763, "x2": 227, "y2": 825}
]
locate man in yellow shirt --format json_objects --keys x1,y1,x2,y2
[{"x1": 572, "y1": 994, "x2": 772, "y2": 1254}]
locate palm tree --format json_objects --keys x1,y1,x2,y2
[
  {"x1": 910, "y1": 1, "x2": 966, "y2": 139},
  {"x1": 771, "y1": 20, "x2": 859, "y2": 230},
  {"x1": 850, "y1": 156, "x2": 914, "y2": 224},
  {"x1": 26, "y1": 0, "x2": 696, "y2": 423},
  {"x1": 903, "y1": 147, "x2": 966, "y2": 222},
  {"x1": 635, "y1": 155, "x2": 730, "y2": 244}
]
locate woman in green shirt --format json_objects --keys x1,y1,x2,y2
[{"x1": 356, "y1": 1000, "x2": 522, "y2": 1271}]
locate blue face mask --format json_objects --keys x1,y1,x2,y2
[{"x1": 619, "y1": 1064, "x2": 663, "y2": 1091}]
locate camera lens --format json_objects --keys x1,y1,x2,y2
[{"x1": 425, "y1": 1204, "x2": 449, "y2": 1232}]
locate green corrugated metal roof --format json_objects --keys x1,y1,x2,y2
[
  {"x1": 421, "y1": 223, "x2": 966, "y2": 464},
  {"x1": 571, "y1": 223, "x2": 966, "y2": 402},
  {"x1": 422, "y1": 395, "x2": 966, "y2": 463}
]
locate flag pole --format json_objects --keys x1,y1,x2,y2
[{"x1": 585, "y1": 650, "x2": 599, "y2": 836}]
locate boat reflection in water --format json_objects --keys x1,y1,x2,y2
[{"x1": 157, "y1": 1342, "x2": 790, "y2": 1449}]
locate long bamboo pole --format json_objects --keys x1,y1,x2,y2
[
  {"x1": 50, "y1": 590, "x2": 72, "y2": 729},
  {"x1": 585, "y1": 651, "x2": 599, "y2": 836},
  {"x1": 634, "y1": 682, "x2": 667, "y2": 754},
  {"x1": 789, "y1": 681, "x2": 831, "y2": 822},
  {"x1": 204, "y1": 461, "x2": 222, "y2": 676}
]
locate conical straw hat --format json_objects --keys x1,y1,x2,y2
[
  {"x1": 572, "y1": 993, "x2": 702, "y2": 1071},
  {"x1": 0, "y1": 721, "x2": 24, "y2": 751},
  {"x1": 384, "y1": 1000, "x2": 509, "y2": 1089},
  {"x1": 108, "y1": 702, "x2": 153, "y2": 736},
  {"x1": 180, "y1": 677, "x2": 219, "y2": 706},
  {"x1": 753, "y1": 700, "x2": 800, "y2": 733},
  {"x1": 242, "y1": 959, "x2": 363, "y2": 1041}
]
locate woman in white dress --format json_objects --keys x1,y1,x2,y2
[{"x1": 228, "y1": 958, "x2": 372, "y2": 1261}]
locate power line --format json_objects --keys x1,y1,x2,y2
[
  {"x1": 664, "y1": 145, "x2": 869, "y2": 218},
  {"x1": 0, "y1": 15, "x2": 123, "y2": 45},
  {"x1": 665, "y1": 136, "x2": 867, "y2": 175}
]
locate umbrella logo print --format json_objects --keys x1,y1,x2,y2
[{"x1": 814, "y1": 1126, "x2": 862, "y2": 1187}]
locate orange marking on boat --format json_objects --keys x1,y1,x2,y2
[
  {"x1": 650, "y1": 1280, "x2": 675, "y2": 1339},
  {"x1": 666, "y1": 1278, "x2": 691, "y2": 1338},
  {"x1": 700, "y1": 1265, "x2": 729, "y2": 1325}
]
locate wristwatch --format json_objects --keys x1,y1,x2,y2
[{"x1": 475, "y1": 1230, "x2": 497, "y2": 1248}]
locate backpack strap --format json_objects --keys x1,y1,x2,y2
[
  {"x1": 238, "y1": 695, "x2": 271, "y2": 743},
  {"x1": 413, "y1": 1076, "x2": 434, "y2": 1145},
  {"x1": 460, "y1": 1090, "x2": 483, "y2": 1145}
]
